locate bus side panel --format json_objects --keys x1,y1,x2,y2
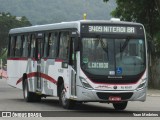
[
  {"x1": 41, "y1": 59, "x2": 71, "y2": 97},
  {"x1": 41, "y1": 60, "x2": 61, "y2": 96},
  {"x1": 7, "y1": 60, "x2": 28, "y2": 89}
]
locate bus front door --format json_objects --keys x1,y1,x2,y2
[{"x1": 70, "y1": 37, "x2": 78, "y2": 97}]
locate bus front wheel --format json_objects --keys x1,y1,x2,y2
[
  {"x1": 59, "y1": 84, "x2": 75, "y2": 109},
  {"x1": 112, "y1": 101, "x2": 128, "y2": 110}
]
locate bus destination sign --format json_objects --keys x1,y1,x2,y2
[
  {"x1": 88, "y1": 26, "x2": 135, "y2": 34},
  {"x1": 81, "y1": 24, "x2": 140, "y2": 35}
]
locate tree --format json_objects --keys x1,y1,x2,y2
[
  {"x1": 109, "y1": 0, "x2": 160, "y2": 39},
  {"x1": 155, "y1": 0, "x2": 160, "y2": 14},
  {"x1": 0, "y1": 12, "x2": 31, "y2": 64},
  {"x1": 104, "y1": 0, "x2": 160, "y2": 88}
]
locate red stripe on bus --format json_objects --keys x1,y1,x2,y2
[
  {"x1": 82, "y1": 70, "x2": 146, "y2": 85},
  {"x1": 16, "y1": 72, "x2": 37, "y2": 85},
  {"x1": 43, "y1": 58, "x2": 48, "y2": 61},
  {"x1": 91, "y1": 80, "x2": 138, "y2": 85},
  {"x1": 40, "y1": 73, "x2": 57, "y2": 84},
  {"x1": 27, "y1": 72, "x2": 37, "y2": 78},
  {"x1": 55, "y1": 59, "x2": 63, "y2": 62},
  {"x1": 16, "y1": 72, "x2": 57, "y2": 85},
  {"x1": 8, "y1": 58, "x2": 28, "y2": 61},
  {"x1": 7, "y1": 58, "x2": 36, "y2": 61},
  {"x1": 8, "y1": 58, "x2": 63, "y2": 62},
  {"x1": 16, "y1": 78, "x2": 23, "y2": 85}
]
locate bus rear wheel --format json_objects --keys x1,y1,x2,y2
[
  {"x1": 59, "y1": 84, "x2": 75, "y2": 109},
  {"x1": 23, "y1": 78, "x2": 41, "y2": 102},
  {"x1": 112, "y1": 101, "x2": 128, "y2": 110}
]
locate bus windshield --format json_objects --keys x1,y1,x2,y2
[{"x1": 81, "y1": 37, "x2": 146, "y2": 76}]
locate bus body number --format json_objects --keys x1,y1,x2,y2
[{"x1": 58, "y1": 69, "x2": 63, "y2": 73}]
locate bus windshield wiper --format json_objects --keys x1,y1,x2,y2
[
  {"x1": 99, "y1": 38, "x2": 108, "y2": 54},
  {"x1": 120, "y1": 37, "x2": 130, "y2": 53}
]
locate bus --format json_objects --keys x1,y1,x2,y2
[{"x1": 7, "y1": 20, "x2": 148, "y2": 110}]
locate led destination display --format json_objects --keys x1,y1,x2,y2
[
  {"x1": 88, "y1": 26, "x2": 135, "y2": 34},
  {"x1": 81, "y1": 24, "x2": 144, "y2": 36}
]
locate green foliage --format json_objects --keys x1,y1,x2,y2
[
  {"x1": 105, "y1": 0, "x2": 160, "y2": 56},
  {"x1": 155, "y1": 0, "x2": 160, "y2": 13},
  {"x1": 104, "y1": 0, "x2": 160, "y2": 88},
  {"x1": 112, "y1": 0, "x2": 160, "y2": 36},
  {"x1": 1, "y1": 49, "x2": 7, "y2": 65},
  {"x1": 0, "y1": 12, "x2": 31, "y2": 62},
  {"x1": 154, "y1": 31, "x2": 160, "y2": 55}
]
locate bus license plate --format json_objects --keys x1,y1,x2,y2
[{"x1": 109, "y1": 96, "x2": 121, "y2": 101}]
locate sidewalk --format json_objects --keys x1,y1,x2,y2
[{"x1": 147, "y1": 89, "x2": 160, "y2": 97}]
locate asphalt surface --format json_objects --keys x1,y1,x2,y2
[{"x1": 0, "y1": 78, "x2": 159, "y2": 119}]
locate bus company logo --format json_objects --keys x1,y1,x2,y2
[{"x1": 95, "y1": 85, "x2": 112, "y2": 89}]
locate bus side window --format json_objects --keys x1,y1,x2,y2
[
  {"x1": 22, "y1": 35, "x2": 29, "y2": 57},
  {"x1": 48, "y1": 32, "x2": 58, "y2": 58},
  {"x1": 15, "y1": 36, "x2": 22, "y2": 57},
  {"x1": 69, "y1": 38, "x2": 74, "y2": 66},
  {"x1": 41, "y1": 35, "x2": 45, "y2": 57},
  {"x1": 27, "y1": 35, "x2": 31, "y2": 57},
  {"x1": 59, "y1": 32, "x2": 70, "y2": 60},
  {"x1": 9, "y1": 36, "x2": 16, "y2": 57},
  {"x1": 43, "y1": 33, "x2": 49, "y2": 58},
  {"x1": 30, "y1": 34, "x2": 36, "y2": 58}
]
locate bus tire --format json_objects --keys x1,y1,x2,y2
[
  {"x1": 113, "y1": 101, "x2": 128, "y2": 110},
  {"x1": 33, "y1": 94, "x2": 41, "y2": 102},
  {"x1": 59, "y1": 83, "x2": 75, "y2": 109},
  {"x1": 23, "y1": 78, "x2": 34, "y2": 102},
  {"x1": 34, "y1": 90, "x2": 42, "y2": 102},
  {"x1": 23, "y1": 78, "x2": 41, "y2": 102}
]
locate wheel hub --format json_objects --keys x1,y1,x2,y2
[{"x1": 61, "y1": 90, "x2": 67, "y2": 106}]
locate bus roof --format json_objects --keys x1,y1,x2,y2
[{"x1": 9, "y1": 20, "x2": 143, "y2": 34}]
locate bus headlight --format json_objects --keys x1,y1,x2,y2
[
  {"x1": 137, "y1": 78, "x2": 147, "y2": 90},
  {"x1": 79, "y1": 77, "x2": 93, "y2": 90}
]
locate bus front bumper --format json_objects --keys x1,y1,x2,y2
[{"x1": 75, "y1": 86, "x2": 147, "y2": 102}]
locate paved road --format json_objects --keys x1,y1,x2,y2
[{"x1": 0, "y1": 78, "x2": 159, "y2": 119}]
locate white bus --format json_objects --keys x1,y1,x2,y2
[{"x1": 7, "y1": 20, "x2": 148, "y2": 110}]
